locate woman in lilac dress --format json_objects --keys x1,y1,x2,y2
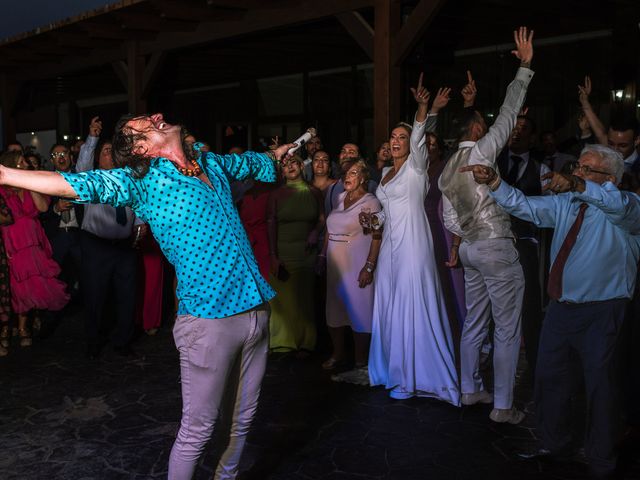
[{"x1": 319, "y1": 160, "x2": 382, "y2": 384}]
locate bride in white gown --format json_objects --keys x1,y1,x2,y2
[{"x1": 367, "y1": 75, "x2": 460, "y2": 405}]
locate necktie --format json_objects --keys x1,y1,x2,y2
[
  {"x1": 547, "y1": 203, "x2": 588, "y2": 300},
  {"x1": 546, "y1": 155, "x2": 556, "y2": 171},
  {"x1": 115, "y1": 206, "x2": 127, "y2": 226},
  {"x1": 505, "y1": 155, "x2": 523, "y2": 185}
]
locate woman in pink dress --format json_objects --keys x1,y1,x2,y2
[
  {"x1": 0, "y1": 151, "x2": 69, "y2": 347},
  {"x1": 319, "y1": 160, "x2": 382, "y2": 384}
]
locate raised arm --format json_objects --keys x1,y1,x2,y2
[
  {"x1": 203, "y1": 142, "x2": 296, "y2": 183},
  {"x1": 0, "y1": 167, "x2": 77, "y2": 198},
  {"x1": 408, "y1": 73, "x2": 432, "y2": 170},
  {"x1": 472, "y1": 27, "x2": 534, "y2": 165},
  {"x1": 76, "y1": 116, "x2": 102, "y2": 173},
  {"x1": 461, "y1": 71, "x2": 477, "y2": 108},
  {"x1": 578, "y1": 76, "x2": 608, "y2": 146}
]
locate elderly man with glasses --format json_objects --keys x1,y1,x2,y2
[
  {"x1": 461, "y1": 143, "x2": 640, "y2": 479},
  {"x1": 0, "y1": 112, "x2": 295, "y2": 480}
]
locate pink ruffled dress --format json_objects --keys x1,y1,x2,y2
[{"x1": 0, "y1": 187, "x2": 69, "y2": 313}]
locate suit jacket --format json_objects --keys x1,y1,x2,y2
[{"x1": 41, "y1": 196, "x2": 84, "y2": 240}]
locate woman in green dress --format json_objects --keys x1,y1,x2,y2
[{"x1": 267, "y1": 155, "x2": 324, "y2": 353}]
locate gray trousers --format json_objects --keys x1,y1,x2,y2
[
  {"x1": 168, "y1": 305, "x2": 270, "y2": 480},
  {"x1": 459, "y1": 238, "x2": 524, "y2": 409}
]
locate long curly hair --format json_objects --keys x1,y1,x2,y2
[{"x1": 111, "y1": 114, "x2": 195, "y2": 178}]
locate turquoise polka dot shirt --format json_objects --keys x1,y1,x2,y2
[{"x1": 59, "y1": 148, "x2": 277, "y2": 319}]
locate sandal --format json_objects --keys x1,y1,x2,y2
[{"x1": 18, "y1": 328, "x2": 32, "y2": 347}]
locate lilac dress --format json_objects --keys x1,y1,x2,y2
[
  {"x1": 425, "y1": 159, "x2": 467, "y2": 329},
  {"x1": 325, "y1": 192, "x2": 381, "y2": 332}
]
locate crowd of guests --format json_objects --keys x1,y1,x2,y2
[
  {"x1": 0, "y1": 120, "x2": 168, "y2": 359},
  {"x1": 1, "y1": 25, "x2": 639, "y2": 479}
]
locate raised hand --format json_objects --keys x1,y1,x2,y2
[
  {"x1": 511, "y1": 26, "x2": 534, "y2": 65},
  {"x1": 269, "y1": 135, "x2": 280, "y2": 150},
  {"x1": 410, "y1": 72, "x2": 430, "y2": 106},
  {"x1": 89, "y1": 116, "x2": 102, "y2": 137},
  {"x1": 461, "y1": 70, "x2": 477, "y2": 108},
  {"x1": 431, "y1": 87, "x2": 452, "y2": 114},
  {"x1": 577, "y1": 75, "x2": 592, "y2": 106}
]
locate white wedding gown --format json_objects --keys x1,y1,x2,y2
[{"x1": 368, "y1": 115, "x2": 460, "y2": 406}]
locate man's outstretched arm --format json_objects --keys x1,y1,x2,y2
[{"x1": 0, "y1": 166, "x2": 77, "y2": 198}]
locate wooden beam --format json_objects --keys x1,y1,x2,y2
[
  {"x1": 11, "y1": 0, "x2": 375, "y2": 81},
  {"x1": 373, "y1": 0, "x2": 400, "y2": 148},
  {"x1": 126, "y1": 41, "x2": 146, "y2": 114},
  {"x1": 335, "y1": 11, "x2": 374, "y2": 59},
  {"x1": 152, "y1": 0, "x2": 247, "y2": 22},
  {"x1": 116, "y1": 12, "x2": 197, "y2": 33},
  {"x1": 111, "y1": 60, "x2": 129, "y2": 89},
  {"x1": 142, "y1": 52, "x2": 165, "y2": 97},
  {"x1": 393, "y1": 0, "x2": 446, "y2": 65},
  {"x1": 138, "y1": 0, "x2": 375, "y2": 56}
]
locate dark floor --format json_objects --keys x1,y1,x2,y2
[{"x1": 1, "y1": 313, "x2": 639, "y2": 480}]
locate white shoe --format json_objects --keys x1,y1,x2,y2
[
  {"x1": 489, "y1": 407, "x2": 525, "y2": 424},
  {"x1": 461, "y1": 390, "x2": 493, "y2": 405}
]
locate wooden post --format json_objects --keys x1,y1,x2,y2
[
  {"x1": 373, "y1": 0, "x2": 400, "y2": 149},
  {"x1": 126, "y1": 41, "x2": 146, "y2": 114}
]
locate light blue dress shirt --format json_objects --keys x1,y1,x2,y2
[
  {"x1": 491, "y1": 179, "x2": 640, "y2": 303},
  {"x1": 59, "y1": 147, "x2": 277, "y2": 319}
]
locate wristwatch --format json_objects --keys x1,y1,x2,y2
[{"x1": 365, "y1": 261, "x2": 375, "y2": 273}]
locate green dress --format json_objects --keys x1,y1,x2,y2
[{"x1": 269, "y1": 179, "x2": 318, "y2": 352}]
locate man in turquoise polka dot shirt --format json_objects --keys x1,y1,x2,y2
[{"x1": 0, "y1": 113, "x2": 295, "y2": 480}]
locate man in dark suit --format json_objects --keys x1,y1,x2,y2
[
  {"x1": 42, "y1": 143, "x2": 83, "y2": 298},
  {"x1": 497, "y1": 115, "x2": 550, "y2": 379}
]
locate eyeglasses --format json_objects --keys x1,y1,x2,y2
[
  {"x1": 344, "y1": 170, "x2": 361, "y2": 178},
  {"x1": 569, "y1": 162, "x2": 611, "y2": 176},
  {"x1": 50, "y1": 151, "x2": 69, "y2": 159}
]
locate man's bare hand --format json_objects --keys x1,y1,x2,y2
[
  {"x1": 461, "y1": 70, "x2": 477, "y2": 108},
  {"x1": 55, "y1": 199, "x2": 72, "y2": 212},
  {"x1": 511, "y1": 26, "x2": 534, "y2": 65},
  {"x1": 541, "y1": 171, "x2": 584, "y2": 193},
  {"x1": 272, "y1": 143, "x2": 298, "y2": 162},
  {"x1": 459, "y1": 164, "x2": 499, "y2": 185},
  {"x1": 89, "y1": 116, "x2": 102, "y2": 137},
  {"x1": 578, "y1": 75, "x2": 592, "y2": 107}
]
